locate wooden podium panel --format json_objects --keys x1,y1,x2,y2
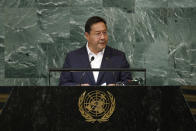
[{"x1": 0, "y1": 86, "x2": 195, "y2": 131}]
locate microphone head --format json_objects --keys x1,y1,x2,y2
[{"x1": 91, "y1": 56, "x2": 95, "y2": 62}]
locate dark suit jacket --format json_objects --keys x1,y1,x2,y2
[{"x1": 59, "y1": 45, "x2": 132, "y2": 86}]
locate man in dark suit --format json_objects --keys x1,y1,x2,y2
[{"x1": 59, "y1": 16, "x2": 132, "y2": 86}]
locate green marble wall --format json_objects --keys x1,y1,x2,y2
[{"x1": 0, "y1": 0, "x2": 196, "y2": 86}]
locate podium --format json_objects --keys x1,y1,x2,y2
[{"x1": 0, "y1": 86, "x2": 195, "y2": 131}]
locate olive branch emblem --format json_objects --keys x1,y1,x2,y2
[{"x1": 78, "y1": 90, "x2": 115, "y2": 123}]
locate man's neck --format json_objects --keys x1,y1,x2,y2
[{"x1": 86, "y1": 43, "x2": 104, "y2": 55}]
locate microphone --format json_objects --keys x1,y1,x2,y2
[
  {"x1": 90, "y1": 56, "x2": 95, "y2": 64},
  {"x1": 80, "y1": 56, "x2": 95, "y2": 85}
]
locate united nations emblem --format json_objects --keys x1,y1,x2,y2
[{"x1": 78, "y1": 90, "x2": 115, "y2": 123}]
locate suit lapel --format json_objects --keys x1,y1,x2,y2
[
  {"x1": 80, "y1": 46, "x2": 96, "y2": 85},
  {"x1": 97, "y1": 46, "x2": 111, "y2": 85}
]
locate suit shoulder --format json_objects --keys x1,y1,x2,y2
[{"x1": 107, "y1": 46, "x2": 125, "y2": 56}]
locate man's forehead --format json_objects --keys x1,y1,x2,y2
[{"x1": 94, "y1": 29, "x2": 107, "y2": 32}]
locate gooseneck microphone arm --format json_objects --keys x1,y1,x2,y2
[{"x1": 79, "y1": 56, "x2": 95, "y2": 86}]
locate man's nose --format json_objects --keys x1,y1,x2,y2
[{"x1": 100, "y1": 32, "x2": 105, "y2": 39}]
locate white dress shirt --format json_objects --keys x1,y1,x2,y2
[{"x1": 86, "y1": 43, "x2": 105, "y2": 83}]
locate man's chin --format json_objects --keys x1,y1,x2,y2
[{"x1": 98, "y1": 45, "x2": 106, "y2": 51}]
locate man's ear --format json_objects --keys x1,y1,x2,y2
[{"x1": 84, "y1": 32, "x2": 89, "y2": 40}]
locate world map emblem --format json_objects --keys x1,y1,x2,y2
[{"x1": 78, "y1": 90, "x2": 115, "y2": 123}]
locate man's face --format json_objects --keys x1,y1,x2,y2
[{"x1": 85, "y1": 22, "x2": 108, "y2": 54}]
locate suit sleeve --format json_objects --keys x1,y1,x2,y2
[{"x1": 59, "y1": 53, "x2": 78, "y2": 86}]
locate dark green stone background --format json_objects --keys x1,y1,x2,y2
[{"x1": 0, "y1": 0, "x2": 196, "y2": 86}]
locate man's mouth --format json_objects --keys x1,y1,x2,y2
[{"x1": 99, "y1": 41, "x2": 105, "y2": 44}]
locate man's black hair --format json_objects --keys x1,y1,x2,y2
[{"x1": 85, "y1": 16, "x2": 107, "y2": 33}]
